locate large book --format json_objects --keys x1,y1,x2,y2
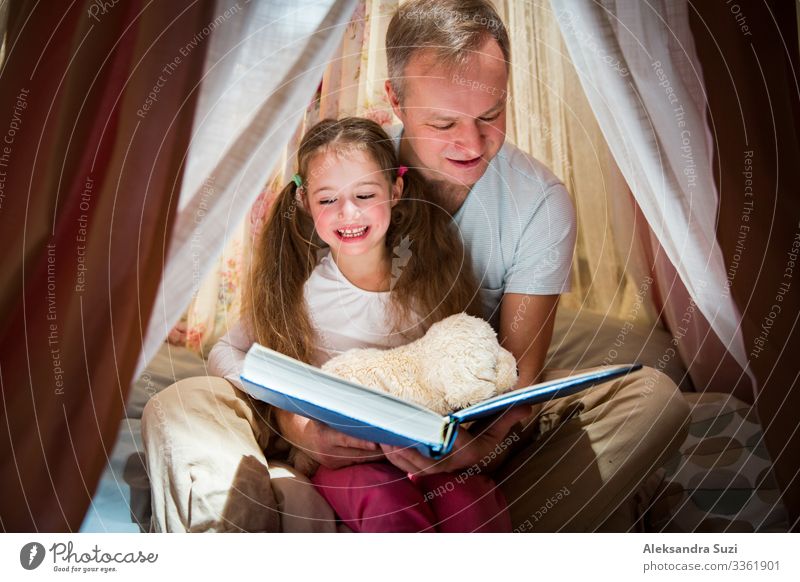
[{"x1": 240, "y1": 344, "x2": 642, "y2": 459}]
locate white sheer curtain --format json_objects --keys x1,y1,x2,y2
[
  {"x1": 138, "y1": 0, "x2": 358, "y2": 374},
  {"x1": 550, "y1": 0, "x2": 755, "y2": 394}
]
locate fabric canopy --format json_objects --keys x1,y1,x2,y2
[
  {"x1": 3, "y1": 0, "x2": 792, "y2": 531},
  {"x1": 139, "y1": 0, "x2": 358, "y2": 376},
  {"x1": 551, "y1": 0, "x2": 756, "y2": 396},
  {"x1": 0, "y1": 0, "x2": 214, "y2": 531}
]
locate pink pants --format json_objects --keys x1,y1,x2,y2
[{"x1": 312, "y1": 462, "x2": 511, "y2": 533}]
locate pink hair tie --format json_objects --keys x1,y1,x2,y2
[{"x1": 397, "y1": 165, "x2": 408, "y2": 177}]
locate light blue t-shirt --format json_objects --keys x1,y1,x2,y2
[{"x1": 389, "y1": 125, "x2": 577, "y2": 329}]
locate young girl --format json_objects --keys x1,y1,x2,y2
[{"x1": 243, "y1": 117, "x2": 511, "y2": 533}]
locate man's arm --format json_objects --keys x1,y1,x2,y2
[
  {"x1": 499, "y1": 293, "x2": 560, "y2": 388},
  {"x1": 496, "y1": 182, "x2": 574, "y2": 388}
]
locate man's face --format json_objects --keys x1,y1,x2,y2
[{"x1": 386, "y1": 38, "x2": 508, "y2": 188}]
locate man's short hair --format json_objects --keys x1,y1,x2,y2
[{"x1": 386, "y1": 0, "x2": 511, "y2": 103}]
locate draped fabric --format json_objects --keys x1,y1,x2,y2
[
  {"x1": 180, "y1": 0, "x2": 390, "y2": 356},
  {"x1": 497, "y1": 0, "x2": 660, "y2": 322},
  {"x1": 1, "y1": 0, "x2": 792, "y2": 531},
  {"x1": 0, "y1": 0, "x2": 214, "y2": 531},
  {"x1": 688, "y1": 0, "x2": 800, "y2": 524},
  {"x1": 550, "y1": 0, "x2": 756, "y2": 396},
  {"x1": 0, "y1": 1, "x2": 8, "y2": 65},
  {"x1": 139, "y1": 0, "x2": 359, "y2": 370}
]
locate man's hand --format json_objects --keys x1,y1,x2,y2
[
  {"x1": 380, "y1": 405, "x2": 532, "y2": 476},
  {"x1": 274, "y1": 408, "x2": 383, "y2": 469}
]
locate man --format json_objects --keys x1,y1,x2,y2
[{"x1": 142, "y1": 0, "x2": 690, "y2": 532}]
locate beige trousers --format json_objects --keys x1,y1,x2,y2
[{"x1": 141, "y1": 366, "x2": 690, "y2": 532}]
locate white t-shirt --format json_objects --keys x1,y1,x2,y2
[
  {"x1": 208, "y1": 249, "x2": 423, "y2": 388},
  {"x1": 387, "y1": 125, "x2": 576, "y2": 329},
  {"x1": 304, "y1": 249, "x2": 424, "y2": 366}
]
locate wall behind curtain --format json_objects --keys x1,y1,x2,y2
[{"x1": 183, "y1": 0, "x2": 658, "y2": 354}]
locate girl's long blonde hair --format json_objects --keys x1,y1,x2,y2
[{"x1": 243, "y1": 118, "x2": 479, "y2": 364}]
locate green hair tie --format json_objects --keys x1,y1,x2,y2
[{"x1": 292, "y1": 174, "x2": 303, "y2": 188}]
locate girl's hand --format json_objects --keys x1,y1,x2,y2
[
  {"x1": 380, "y1": 405, "x2": 532, "y2": 476},
  {"x1": 274, "y1": 408, "x2": 383, "y2": 469}
]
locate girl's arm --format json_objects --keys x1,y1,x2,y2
[
  {"x1": 274, "y1": 408, "x2": 382, "y2": 469},
  {"x1": 208, "y1": 319, "x2": 254, "y2": 389}
]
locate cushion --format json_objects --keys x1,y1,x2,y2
[{"x1": 646, "y1": 392, "x2": 790, "y2": 532}]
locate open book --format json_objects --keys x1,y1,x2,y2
[{"x1": 240, "y1": 344, "x2": 642, "y2": 459}]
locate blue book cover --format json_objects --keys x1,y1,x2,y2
[{"x1": 240, "y1": 344, "x2": 642, "y2": 458}]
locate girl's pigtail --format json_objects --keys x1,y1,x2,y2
[{"x1": 243, "y1": 177, "x2": 320, "y2": 363}]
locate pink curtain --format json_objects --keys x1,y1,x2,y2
[
  {"x1": 640, "y1": 210, "x2": 753, "y2": 401},
  {"x1": 0, "y1": 0, "x2": 212, "y2": 531}
]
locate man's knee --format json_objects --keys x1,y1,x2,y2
[
  {"x1": 141, "y1": 376, "x2": 230, "y2": 438},
  {"x1": 633, "y1": 366, "x2": 691, "y2": 443}
]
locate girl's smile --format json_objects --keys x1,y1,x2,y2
[{"x1": 334, "y1": 225, "x2": 370, "y2": 242}]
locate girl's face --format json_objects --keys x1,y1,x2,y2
[{"x1": 303, "y1": 148, "x2": 402, "y2": 259}]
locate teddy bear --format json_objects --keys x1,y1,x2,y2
[{"x1": 288, "y1": 313, "x2": 518, "y2": 474}]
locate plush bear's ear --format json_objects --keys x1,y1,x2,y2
[{"x1": 445, "y1": 376, "x2": 498, "y2": 412}]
